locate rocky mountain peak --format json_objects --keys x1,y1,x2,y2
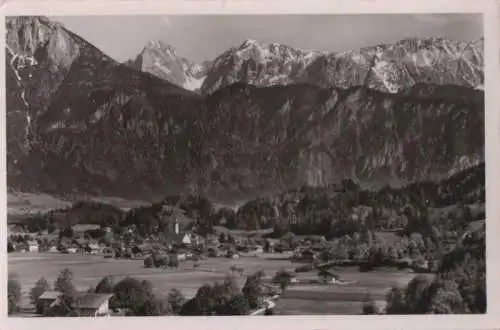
[
  {"x1": 131, "y1": 39, "x2": 209, "y2": 92},
  {"x1": 142, "y1": 40, "x2": 178, "y2": 58}
]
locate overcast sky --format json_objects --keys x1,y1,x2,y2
[{"x1": 51, "y1": 14, "x2": 483, "y2": 63}]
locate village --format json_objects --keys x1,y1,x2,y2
[{"x1": 8, "y1": 200, "x2": 442, "y2": 317}]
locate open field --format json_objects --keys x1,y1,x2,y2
[
  {"x1": 9, "y1": 252, "x2": 429, "y2": 315},
  {"x1": 274, "y1": 267, "x2": 433, "y2": 315},
  {"x1": 8, "y1": 252, "x2": 301, "y2": 308}
]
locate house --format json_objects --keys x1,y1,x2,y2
[
  {"x1": 75, "y1": 238, "x2": 88, "y2": 248},
  {"x1": 73, "y1": 293, "x2": 114, "y2": 317},
  {"x1": 165, "y1": 232, "x2": 192, "y2": 247},
  {"x1": 48, "y1": 245, "x2": 58, "y2": 253},
  {"x1": 89, "y1": 241, "x2": 100, "y2": 254},
  {"x1": 102, "y1": 247, "x2": 114, "y2": 258},
  {"x1": 67, "y1": 247, "x2": 78, "y2": 254},
  {"x1": 188, "y1": 233, "x2": 203, "y2": 246},
  {"x1": 170, "y1": 251, "x2": 186, "y2": 261},
  {"x1": 37, "y1": 291, "x2": 62, "y2": 314},
  {"x1": 27, "y1": 240, "x2": 39, "y2": 252},
  {"x1": 318, "y1": 269, "x2": 340, "y2": 284},
  {"x1": 208, "y1": 247, "x2": 222, "y2": 257},
  {"x1": 99, "y1": 243, "x2": 108, "y2": 253},
  {"x1": 293, "y1": 249, "x2": 317, "y2": 262}
]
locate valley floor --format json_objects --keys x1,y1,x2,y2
[{"x1": 8, "y1": 252, "x2": 427, "y2": 315}]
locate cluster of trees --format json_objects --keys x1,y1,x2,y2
[
  {"x1": 180, "y1": 270, "x2": 272, "y2": 316},
  {"x1": 180, "y1": 275, "x2": 249, "y2": 315},
  {"x1": 385, "y1": 228, "x2": 486, "y2": 314},
  {"x1": 8, "y1": 269, "x2": 78, "y2": 316},
  {"x1": 22, "y1": 201, "x2": 125, "y2": 234}
]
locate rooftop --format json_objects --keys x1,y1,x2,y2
[
  {"x1": 38, "y1": 291, "x2": 62, "y2": 300},
  {"x1": 74, "y1": 293, "x2": 114, "y2": 309}
]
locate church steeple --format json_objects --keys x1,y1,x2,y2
[{"x1": 174, "y1": 218, "x2": 180, "y2": 234}]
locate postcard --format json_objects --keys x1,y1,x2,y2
[{"x1": 1, "y1": 1, "x2": 499, "y2": 330}]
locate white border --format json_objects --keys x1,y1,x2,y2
[{"x1": 1, "y1": 1, "x2": 499, "y2": 330}]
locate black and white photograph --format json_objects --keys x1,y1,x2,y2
[{"x1": 1, "y1": 0, "x2": 499, "y2": 327}]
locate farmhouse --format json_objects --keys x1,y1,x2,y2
[
  {"x1": 37, "y1": 291, "x2": 62, "y2": 314},
  {"x1": 89, "y1": 241, "x2": 100, "y2": 254},
  {"x1": 27, "y1": 240, "x2": 39, "y2": 252},
  {"x1": 67, "y1": 247, "x2": 78, "y2": 254},
  {"x1": 102, "y1": 247, "x2": 114, "y2": 258},
  {"x1": 318, "y1": 269, "x2": 340, "y2": 284},
  {"x1": 73, "y1": 293, "x2": 114, "y2": 317},
  {"x1": 47, "y1": 245, "x2": 58, "y2": 253}
]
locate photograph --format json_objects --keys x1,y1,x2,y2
[{"x1": 1, "y1": 1, "x2": 496, "y2": 325}]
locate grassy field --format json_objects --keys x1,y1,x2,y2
[
  {"x1": 8, "y1": 252, "x2": 300, "y2": 308},
  {"x1": 274, "y1": 267, "x2": 432, "y2": 315},
  {"x1": 9, "y1": 252, "x2": 428, "y2": 315}
]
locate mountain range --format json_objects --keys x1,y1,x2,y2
[{"x1": 5, "y1": 16, "x2": 485, "y2": 202}]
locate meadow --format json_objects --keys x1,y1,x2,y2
[
  {"x1": 8, "y1": 252, "x2": 299, "y2": 308},
  {"x1": 9, "y1": 252, "x2": 426, "y2": 315}
]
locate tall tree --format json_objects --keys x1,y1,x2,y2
[
  {"x1": 30, "y1": 277, "x2": 51, "y2": 312},
  {"x1": 8, "y1": 276, "x2": 22, "y2": 315},
  {"x1": 53, "y1": 268, "x2": 77, "y2": 316},
  {"x1": 242, "y1": 270, "x2": 265, "y2": 309},
  {"x1": 272, "y1": 269, "x2": 293, "y2": 293}
]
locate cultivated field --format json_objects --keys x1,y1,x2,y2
[{"x1": 8, "y1": 252, "x2": 300, "y2": 309}]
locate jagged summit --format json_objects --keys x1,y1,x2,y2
[
  {"x1": 129, "y1": 39, "x2": 210, "y2": 92},
  {"x1": 142, "y1": 40, "x2": 178, "y2": 57},
  {"x1": 203, "y1": 35, "x2": 483, "y2": 94},
  {"x1": 239, "y1": 39, "x2": 259, "y2": 48}
]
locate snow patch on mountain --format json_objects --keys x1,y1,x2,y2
[
  {"x1": 131, "y1": 40, "x2": 211, "y2": 92},
  {"x1": 183, "y1": 75, "x2": 206, "y2": 91}
]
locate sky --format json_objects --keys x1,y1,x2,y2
[{"x1": 51, "y1": 14, "x2": 483, "y2": 63}]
